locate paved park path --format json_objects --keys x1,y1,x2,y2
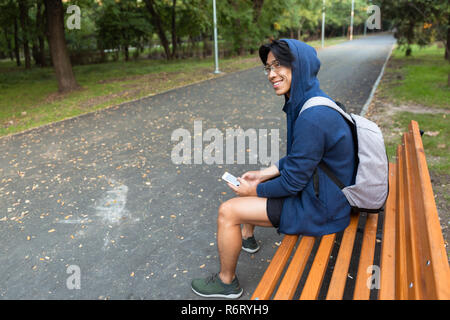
[{"x1": 0, "y1": 34, "x2": 396, "y2": 299}]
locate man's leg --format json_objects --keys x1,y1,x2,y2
[
  {"x1": 217, "y1": 197, "x2": 272, "y2": 284},
  {"x1": 241, "y1": 223, "x2": 255, "y2": 239}
]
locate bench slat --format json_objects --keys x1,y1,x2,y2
[
  {"x1": 325, "y1": 213, "x2": 360, "y2": 300},
  {"x1": 396, "y1": 144, "x2": 409, "y2": 299},
  {"x1": 251, "y1": 235, "x2": 298, "y2": 300},
  {"x1": 409, "y1": 121, "x2": 450, "y2": 299},
  {"x1": 353, "y1": 213, "x2": 379, "y2": 300},
  {"x1": 273, "y1": 236, "x2": 315, "y2": 300},
  {"x1": 407, "y1": 123, "x2": 436, "y2": 298},
  {"x1": 379, "y1": 162, "x2": 397, "y2": 300},
  {"x1": 403, "y1": 132, "x2": 424, "y2": 299},
  {"x1": 299, "y1": 233, "x2": 336, "y2": 300}
]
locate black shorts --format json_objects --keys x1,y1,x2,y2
[{"x1": 266, "y1": 197, "x2": 286, "y2": 228}]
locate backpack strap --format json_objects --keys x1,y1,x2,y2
[
  {"x1": 300, "y1": 96, "x2": 354, "y2": 124},
  {"x1": 300, "y1": 96, "x2": 355, "y2": 193}
]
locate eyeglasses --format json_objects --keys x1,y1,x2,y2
[{"x1": 263, "y1": 60, "x2": 281, "y2": 75}]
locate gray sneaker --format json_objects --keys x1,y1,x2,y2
[
  {"x1": 191, "y1": 273, "x2": 243, "y2": 299},
  {"x1": 241, "y1": 235, "x2": 260, "y2": 253}
]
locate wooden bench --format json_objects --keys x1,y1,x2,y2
[{"x1": 251, "y1": 120, "x2": 450, "y2": 300}]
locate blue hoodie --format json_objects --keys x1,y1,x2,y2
[{"x1": 256, "y1": 39, "x2": 356, "y2": 236}]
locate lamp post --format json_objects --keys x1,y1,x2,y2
[
  {"x1": 349, "y1": 0, "x2": 355, "y2": 40},
  {"x1": 321, "y1": 0, "x2": 325, "y2": 48},
  {"x1": 212, "y1": 0, "x2": 220, "y2": 74}
]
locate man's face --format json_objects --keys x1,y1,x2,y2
[{"x1": 266, "y1": 51, "x2": 292, "y2": 97}]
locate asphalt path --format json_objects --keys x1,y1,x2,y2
[{"x1": 0, "y1": 34, "x2": 396, "y2": 300}]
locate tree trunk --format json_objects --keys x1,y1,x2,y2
[
  {"x1": 36, "y1": 0, "x2": 46, "y2": 66},
  {"x1": 13, "y1": 18, "x2": 21, "y2": 66},
  {"x1": 445, "y1": 26, "x2": 449, "y2": 61},
  {"x1": 144, "y1": 0, "x2": 172, "y2": 60},
  {"x1": 44, "y1": 0, "x2": 79, "y2": 93},
  {"x1": 201, "y1": 33, "x2": 210, "y2": 58},
  {"x1": 171, "y1": 0, "x2": 177, "y2": 59},
  {"x1": 123, "y1": 44, "x2": 129, "y2": 61},
  {"x1": 32, "y1": 42, "x2": 40, "y2": 65},
  {"x1": 252, "y1": 0, "x2": 264, "y2": 23},
  {"x1": 3, "y1": 28, "x2": 14, "y2": 61},
  {"x1": 18, "y1": 0, "x2": 31, "y2": 69}
]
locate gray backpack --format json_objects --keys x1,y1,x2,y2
[{"x1": 300, "y1": 96, "x2": 389, "y2": 213}]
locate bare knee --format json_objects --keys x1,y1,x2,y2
[{"x1": 217, "y1": 199, "x2": 237, "y2": 226}]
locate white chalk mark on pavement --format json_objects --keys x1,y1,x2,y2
[{"x1": 95, "y1": 179, "x2": 129, "y2": 224}]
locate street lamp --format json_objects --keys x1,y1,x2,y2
[
  {"x1": 212, "y1": 0, "x2": 221, "y2": 74},
  {"x1": 321, "y1": 0, "x2": 325, "y2": 48},
  {"x1": 350, "y1": 0, "x2": 355, "y2": 40}
]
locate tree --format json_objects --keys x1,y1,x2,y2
[
  {"x1": 18, "y1": 0, "x2": 31, "y2": 68},
  {"x1": 44, "y1": 0, "x2": 79, "y2": 92},
  {"x1": 380, "y1": 0, "x2": 449, "y2": 59},
  {"x1": 97, "y1": 0, "x2": 152, "y2": 62},
  {"x1": 276, "y1": 0, "x2": 321, "y2": 40},
  {"x1": 144, "y1": 0, "x2": 174, "y2": 59}
]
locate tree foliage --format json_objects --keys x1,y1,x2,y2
[
  {"x1": 379, "y1": 0, "x2": 449, "y2": 59},
  {"x1": 1, "y1": 0, "x2": 389, "y2": 65}
]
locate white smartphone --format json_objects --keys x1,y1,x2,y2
[{"x1": 222, "y1": 172, "x2": 240, "y2": 187}]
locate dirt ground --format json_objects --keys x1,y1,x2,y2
[{"x1": 365, "y1": 92, "x2": 450, "y2": 260}]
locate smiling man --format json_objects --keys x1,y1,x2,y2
[{"x1": 191, "y1": 39, "x2": 356, "y2": 299}]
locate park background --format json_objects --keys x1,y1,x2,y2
[
  {"x1": 0, "y1": 0, "x2": 448, "y2": 299},
  {"x1": 0, "y1": 0, "x2": 446, "y2": 136}
]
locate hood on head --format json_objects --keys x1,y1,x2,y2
[{"x1": 280, "y1": 39, "x2": 330, "y2": 115}]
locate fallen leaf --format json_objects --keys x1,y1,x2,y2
[{"x1": 48, "y1": 229, "x2": 56, "y2": 233}]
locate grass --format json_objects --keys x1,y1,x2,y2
[
  {"x1": 375, "y1": 43, "x2": 450, "y2": 174},
  {"x1": 0, "y1": 36, "x2": 353, "y2": 137},
  {"x1": 385, "y1": 44, "x2": 450, "y2": 108},
  {"x1": 385, "y1": 112, "x2": 449, "y2": 174},
  {"x1": 0, "y1": 55, "x2": 260, "y2": 137}
]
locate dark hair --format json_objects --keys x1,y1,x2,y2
[{"x1": 258, "y1": 40, "x2": 294, "y2": 67}]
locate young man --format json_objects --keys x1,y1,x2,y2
[{"x1": 191, "y1": 39, "x2": 356, "y2": 299}]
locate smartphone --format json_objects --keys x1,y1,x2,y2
[{"x1": 222, "y1": 172, "x2": 240, "y2": 187}]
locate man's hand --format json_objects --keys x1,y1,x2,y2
[
  {"x1": 241, "y1": 170, "x2": 263, "y2": 184},
  {"x1": 227, "y1": 177, "x2": 258, "y2": 197}
]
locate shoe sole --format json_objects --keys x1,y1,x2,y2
[
  {"x1": 191, "y1": 287, "x2": 243, "y2": 299},
  {"x1": 241, "y1": 245, "x2": 260, "y2": 254}
]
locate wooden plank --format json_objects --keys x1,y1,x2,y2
[
  {"x1": 299, "y1": 233, "x2": 336, "y2": 300},
  {"x1": 409, "y1": 121, "x2": 450, "y2": 299},
  {"x1": 407, "y1": 122, "x2": 436, "y2": 298},
  {"x1": 379, "y1": 162, "x2": 397, "y2": 300},
  {"x1": 325, "y1": 213, "x2": 359, "y2": 300},
  {"x1": 395, "y1": 143, "x2": 409, "y2": 299},
  {"x1": 251, "y1": 235, "x2": 298, "y2": 300},
  {"x1": 273, "y1": 236, "x2": 315, "y2": 300},
  {"x1": 353, "y1": 213, "x2": 379, "y2": 300},
  {"x1": 403, "y1": 131, "x2": 424, "y2": 299}
]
